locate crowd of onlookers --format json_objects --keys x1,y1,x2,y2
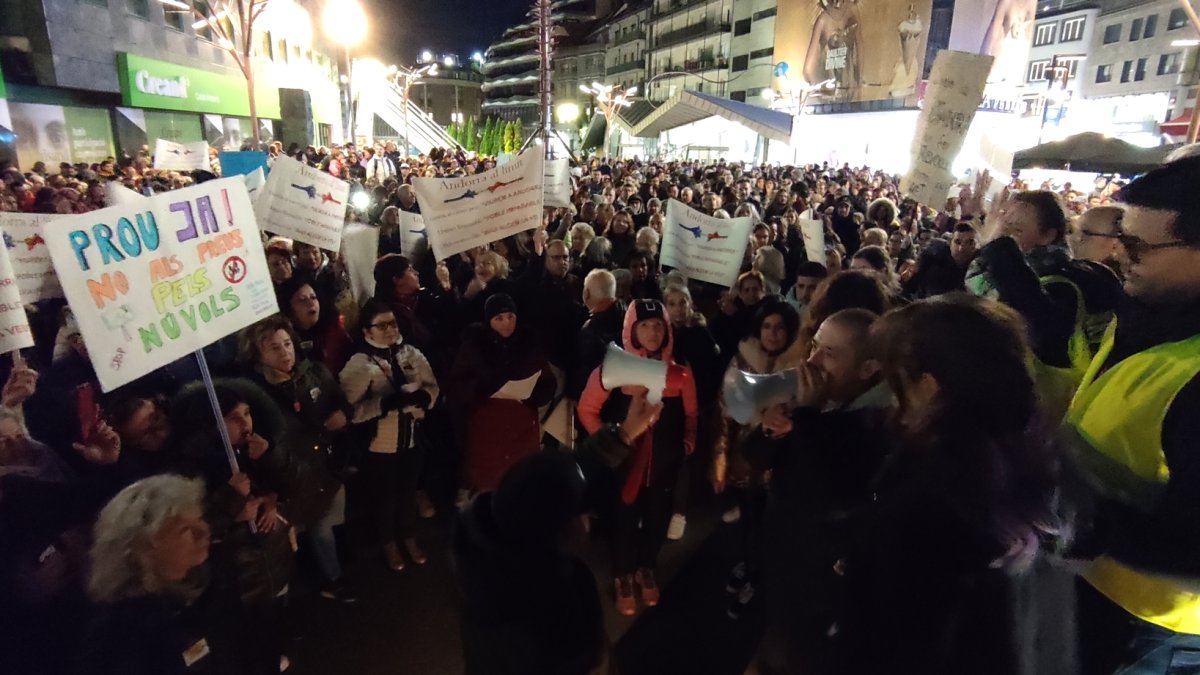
[{"x1": 2, "y1": 139, "x2": 1197, "y2": 675}]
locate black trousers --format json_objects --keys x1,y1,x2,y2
[
  {"x1": 363, "y1": 449, "x2": 422, "y2": 544},
  {"x1": 612, "y1": 480, "x2": 675, "y2": 577}
]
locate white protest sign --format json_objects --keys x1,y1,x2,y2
[
  {"x1": 399, "y1": 211, "x2": 427, "y2": 256},
  {"x1": 0, "y1": 213, "x2": 64, "y2": 303},
  {"x1": 544, "y1": 158, "x2": 573, "y2": 209},
  {"x1": 106, "y1": 181, "x2": 146, "y2": 206},
  {"x1": 243, "y1": 167, "x2": 266, "y2": 205},
  {"x1": 255, "y1": 156, "x2": 350, "y2": 250},
  {"x1": 661, "y1": 199, "x2": 753, "y2": 288},
  {"x1": 43, "y1": 178, "x2": 278, "y2": 391},
  {"x1": 977, "y1": 131, "x2": 1015, "y2": 198},
  {"x1": 411, "y1": 151, "x2": 545, "y2": 261},
  {"x1": 798, "y1": 216, "x2": 826, "y2": 264},
  {"x1": 153, "y1": 139, "x2": 210, "y2": 172},
  {"x1": 901, "y1": 50, "x2": 994, "y2": 208},
  {"x1": 0, "y1": 241, "x2": 35, "y2": 353},
  {"x1": 340, "y1": 223, "x2": 379, "y2": 303}
]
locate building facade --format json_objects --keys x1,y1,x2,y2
[
  {"x1": 644, "y1": 0, "x2": 733, "y2": 102},
  {"x1": 727, "y1": 0, "x2": 777, "y2": 106},
  {"x1": 1022, "y1": 3, "x2": 1099, "y2": 140},
  {"x1": 0, "y1": 0, "x2": 344, "y2": 170},
  {"x1": 409, "y1": 56, "x2": 484, "y2": 128}
]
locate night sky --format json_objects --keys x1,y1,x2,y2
[{"x1": 362, "y1": 0, "x2": 533, "y2": 65}]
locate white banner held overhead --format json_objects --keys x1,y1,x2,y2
[
  {"x1": 661, "y1": 199, "x2": 753, "y2": 288},
  {"x1": 411, "y1": 151, "x2": 545, "y2": 261},
  {"x1": 798, "y1": 216, "x2": 827, "y2": 265},
  {"x1": 153, "y1": 139, "x2": 210, "y2": 172},
  {"x1": 43, "y1": 178, "x2": 278, "y2": 391},
  {"x1": 399, "y1": 211, "x2": 427, "y2": 257},
  {"x1": 106, "y1": 181, "x2": 146, "y2": 206},
  {"x1": 340, "y1": 223, "x2": 379, "y2": 304},
  {"x1": 255, "y1": 156, "x2": 350, "y2": 250},
  {"x1": 0, "y1": 238, "x2": 35, "y2": 354},
  {"x1": 901, "y1": 50, "x2": 994, "y2": 208},
  {"x1": 243, "y1": 167, "x2": 266, "y2": 205},
  {"x1": 543, "y1": 158, "x2": 573, "y2": 209},
  {"x1": 0, "y1": 213, "x2": 64, "y2": 303}
]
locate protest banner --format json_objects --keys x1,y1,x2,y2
[
  {"x1": 977, "y1": 130, "x2": 1015, "y2": 197},
  {"x1": 0, "y1": 212, "x2": 65, "y2": 303},
  {"x1": 544, "y1": 158, "x2": 572, "y2": 209},
  {"x1": 901, "y1": 50, "x2": 994, "y2": 209},
  {"x1": 243, "y1": 167, "x2": 266, "y2": 205},
  {"x1": 798, "y1": 215, "x2": 827, "y2": 264},
  {"x1": 411, "y1": 151, "x2": 545, "y2": 261},
  {"x1": 219, "y1": 151, "x2": 269, "y2": 178},
  {"x1": 661, "y1": 199, "x2": 753, "y2": 288},
  {"x1": 43, "y1": 178, "x2": 278, "y2": 391},
  {"x1": 154, "y1": 139, "x2": 210, "y2": 172},
  {"x1": 399, "y1": 211, "x2": 427, "y2": 256},
  {"x1": 254, "y1": 156, "x2": 350, "y2": 250},
  {"x1": 106, "y1": 181, "x2": 146, "y2": 206},
  {"x1": 340, "y1": 223, "x2": 379, "y2": 303},
  {"x1": 0, "y1": 236, "x2": 36, "y2": 354}
]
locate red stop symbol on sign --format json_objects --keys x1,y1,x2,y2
[{"x1": 223, "y1": 256, "x2": 247, "y2": 284}]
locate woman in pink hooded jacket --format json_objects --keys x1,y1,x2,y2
[{"x1": 578, "y1": 299, "x2": 698, "y2": 616}]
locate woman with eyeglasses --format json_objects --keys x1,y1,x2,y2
[{"x1": 340, "y1": 300, "x2": 439, "y2": 572}]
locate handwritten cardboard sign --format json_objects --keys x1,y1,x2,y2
[
  {"x1": 0, "y1": 213, "x2": 64, "y2": 303},
  {"x1": 254, "y1": 156, "x2": 350, "y2": 250},
  {"x1": 0, "y1": 238, "x2": 35, "y2": 353},
  {"x1": 43, "y1": 178, "x2": 278, "y2": 391},
  {"x1": 661, "y1": 199, "x2": 753, "y2": 288},
  {"x1": 412, "y1": 151, "x2": 545, "y2": 261},
  {"x1": 543, "y1": 158, "x2": 573, "y2": 209}
]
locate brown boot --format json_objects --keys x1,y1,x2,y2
[
  {"x1": 614, "y1": 574, "x2": 637, "y2": 616},
  {"x1": 404, "y1": 537, "x2": 428, "y2": 566},
  {"x1": 383, "y1": 541, "x2": 405, "y2": 572},
  {"x1": 635, "y1": 568, "x2": 660, "y2": 607}
]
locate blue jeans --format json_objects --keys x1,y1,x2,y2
[{"x1": 300, "y1": 486, "x2": 345, "y2": 583}]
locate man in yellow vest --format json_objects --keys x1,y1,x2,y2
[{"x1": 1067, "y1": 156, "x2": 1200, "y2": 674}]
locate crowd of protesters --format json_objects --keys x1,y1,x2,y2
[{"x1": 1, "y1": 137, "x2": 1199, "y2": 675}]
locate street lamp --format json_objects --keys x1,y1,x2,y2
[
  {"x1": 762, "y1": 78, "x2": 834, "y2": 114},
  {"x1": 323, "y1": 0, "x2": 367, "y2": 144},
  {"x1": 579, "y1": 82, "x2": 636, "y2": 159},
  {"x1": 392, "y1": 62, "x2": 439, "y2": 157}
]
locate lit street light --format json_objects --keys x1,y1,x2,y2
[
  {"x1": 323, "y1": 0, "x2": 368, "y2": 144},
  {"x1": 579, "y1": 82, "x2": 636, "y2": 159}
]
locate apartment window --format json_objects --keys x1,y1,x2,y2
[
  {"x1": 752, "y1": 7, "x2": 776, "y2": 20},
  {"x1": 1130, "y1": 17, "x2": 1143, "y2": 41},
  {"x1": 749, "y1": 47, "x2": 774, "y2": 59},
  {"x1": 1059, "y1": 16, "x2": 1085, "y2": 42},
  {"x1": 1159, "y1": 51, "x2": 1182, "y2": 75},
  {"x1": 277, "y1": 39, "x2": 288, "y2": 63},
  {"x1": 731, "y1": 54, "x2": 749, "y2": 71},
  {"x1": 731, "y1": 90, "x2": 747, "y2": 102},
  {"x1": 1033, "y1": 22, "x2": 1057, "y2": 46},
  {"x1": 1027, "y1": 59, "x2": 1051, "y2": 82},
  {"x1": 1120, "y1": 60, "x2": 1132, "y2": 83},
  {"x1": 1103, "y1": 23, "x2": 1121, "y2": 44},
  {"x1": 1169, "y1": 8, "x2": 1188, "y2": 30},
  {"x1": 1065, "y1": 59, "x2": 1080, "y2": 79},
  {"x1": 733, "y1": 18, "x2": 751, "y2": 36},
  {"x1": 1096, "y1": 64, "x2": 1112, "y2": 83},
  {"x1": 1144, "y1": 14, "x2": 1158, "y2": 38},
  {"x1": 1135, "y1": 57, "x2": 1148, "y2": 81},
  {"x1": 126, "y1": 0, "x2": 149, "y2": 17},
  {"x1": 164, "y1": 0, "x2": 187, "y2": 30}
]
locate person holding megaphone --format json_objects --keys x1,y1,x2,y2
[{"x1": 578, "y1": 299, "x2": 698, "y2": 617}]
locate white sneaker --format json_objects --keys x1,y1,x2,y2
[
  {"x1": 721, "y1": 506, "x2": 741, "y2": 524},
  {"x1": 666, "y1": 513, "x2": 687, "y2": 541}
]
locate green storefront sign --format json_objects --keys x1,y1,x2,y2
[
  {"x1": 0, "y1": 62, "x2": 7, "y2": 99},
  {"x1": 117, "y1": 53, "x2": 280, "y2": 119}
]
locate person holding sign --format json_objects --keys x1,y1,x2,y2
[{"x1": 577, "y1": 300, "x2": 698, "y2": 617}]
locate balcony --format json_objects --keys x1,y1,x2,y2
[
  {"x1": 653, "y1": 0, "x2": 722, "y2": 22},
  {"x1": 611, "y1": 29, "x2": 647, "y2": 47},
  {"x1": 652, "y1": 20, "x2": 731, "y2": 50},
  {"x1": 607, "y1": 59, "x2": 647, "y2": 76}
]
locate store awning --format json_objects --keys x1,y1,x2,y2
[
  {"x1": 631, "y1": 90, "x2": 793, "y2": 143},
  {"x1": 1161, "y1": 109, "x2": 1193, "y2": 135}
]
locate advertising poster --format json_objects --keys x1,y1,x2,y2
[
  {"x1": 0, "y1": 239, "x2": 35, "y2": 354},
  {"x1": 544, "y1": 158, "x2": 573, "y2": 209},
  {"x1": 0, "y1": 212, "x2": 65, "y2": 303},
  {"x1": 254, "y1": 156, "x2": 350, "y2": 250},
  {"x1": 154, "y1": 139, "x2": 210, "y2": 172},
  {"x1": 661, "y1": 199, "x2": 753, "y2": 288},
  {"x1": 9, "y1": 102, "x2": 115, "y2": 170},
  {"x1": 42, "y1": 178, "x2": 278, "y2": 391},
  {"x1": 774, "y1": 0, "x2": 934, "y2": 105},
  {"x1": 115, "y1": 108, "x2": 203, "y2": 159},
  {"x1": 411, "y1": 151, "x2": 545, "y2": 261},
  {"x1": 948, "y1": 0, "x2": 1037, "y2": 87},
  {"x1": 902, "y1": 50, "x2": 995, "y2": 208}
]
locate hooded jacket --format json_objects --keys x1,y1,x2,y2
[{"x1": 577, "y1": 301, "x2": 699, "y2": 503}]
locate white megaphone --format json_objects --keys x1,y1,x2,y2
[
  {"x1": 723, "y1": 368, "x2": 800, "y2": 425},
  {"x1": 600, "y1": 343, "x2": 669, "y2": 404}
]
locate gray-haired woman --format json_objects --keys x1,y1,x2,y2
[{"x1": 82, "y1": 474, "x2": 260, "y2": 674}]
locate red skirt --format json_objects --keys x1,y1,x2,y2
[{"x1": 463, "y1": 398, "x2": 541, "y2": 491}]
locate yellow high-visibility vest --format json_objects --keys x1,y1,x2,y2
[{"x1": 1066, "y1": 321, "x2": 1200, "y2": 634}]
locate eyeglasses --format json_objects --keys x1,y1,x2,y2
[
  {"x1": 1116, "y1": 233, "x2": 1193, "y2": 263},
  {"x1": 369, "y1": 320, "x2": 399, "y2": 331}
]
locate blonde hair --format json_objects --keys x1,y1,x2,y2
[
  {"x1": 477, "y1": 250, "x2": 510, "y2": 279},
  {"x1": 89, "y1": 475, "x2": 206, "y2": 603}
]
